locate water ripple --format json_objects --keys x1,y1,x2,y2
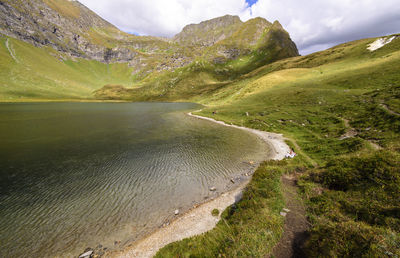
[{"x1": 0, "y1": 103, "x2": 268, "y2": 258}]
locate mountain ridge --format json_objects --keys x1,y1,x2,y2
[{"x1": 0, "y1": 0, "x2": 299, "y2": 99}]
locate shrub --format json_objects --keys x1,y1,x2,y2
[
  {"x1": 305, "y1": 221, "x2": 400, "y2": 257},
  {"x1": 211, "y1": 209, "x2": 219, "y2": 217},
  {"x1": 321, "y1": 151, "x2": 400, "y2": 193}
]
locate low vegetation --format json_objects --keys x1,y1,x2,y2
[
  {"x1": 155, "y1": 34, "x2": 400, "y2": 256},
  {"x1": 157, "y1": 158, "x2": 307, "y2": 257},
  {"x1": 211, "y1": 209, "x2": 220, "y2": 217},
  {"x1": 300, "y1": 151, "x2": 400, "y2": 257}
]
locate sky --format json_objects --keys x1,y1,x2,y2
[{"x1": 79, "y1": 0, "x2": 400, "y2": 55}]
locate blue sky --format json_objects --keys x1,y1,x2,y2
[
  {"x1": 80, "y1": 0, "x2": 400, "y2": 55},
  {"x1": 246, "y1": 0, "x2": 258, "y2": 7}
]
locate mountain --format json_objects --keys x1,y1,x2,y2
[
  {"x1": 0, "y1": 0, "x2": 178, "y2": 66},
  {"x1": 174, "y1": 14, "x2": 298, "y2": 62},
  {"x1": 0, "y1": 0, "x2": 299, "y2": 101}
]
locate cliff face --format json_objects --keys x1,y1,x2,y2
[{"x1": 0, "y1": 0, "x2": 129, "y2": 61}]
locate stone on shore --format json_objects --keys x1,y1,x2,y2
[{"x1": 79, "y1": 250, "x2": 93, "y2": 258}]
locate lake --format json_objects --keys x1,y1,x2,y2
[{"x1": 0, "y1": 102, "x2": 269, "y2": 257}]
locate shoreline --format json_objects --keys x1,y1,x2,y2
[
  {"x1": 110, "y1": 112, "x2": 290, "y2": 258},
  {"x1": 0, "y1": 99, "x2": 130, "y2": 103},
  {"x1": 188, "y1": 112, "x2": 290, "y2": 161}
]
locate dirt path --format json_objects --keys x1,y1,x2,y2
[
  {"x1": 339, "y1": 118, "x2": 358, "y2": 140},
  {"x1": 340, "y1": 117, "x2": 381, "y2": 150},
  {"x1": 253, "y1": 118, "x2": 318, "y2": 167},
  {"x1": 285, "y1": 137, "x2": 318, "y2": 167},
  {"x1": 5, "y1": 38, "x2": 19, "y2": 63},
  {"x1": 380, "y1": 103, "x2": 400, "y2": 117},
  {"x1": 272, "y1": 174, "x2": 309, "y2": 258}
]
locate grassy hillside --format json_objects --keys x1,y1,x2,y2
[
  {"x1": 1, "y1": 22, "x2": 399, "y2": 255},
  {"x1": 156, "y1": 35, "x2": 400, "y2": 256},
  {"x1": 0, "y1": 36, "x2": 136, "y2": 101},
  {"x1": 95, "y1": 24, "x2": 299, "y2": 102}
]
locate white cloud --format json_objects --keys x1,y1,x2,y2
[
  {"x1": 80, "y1": 0, "x2": 250, "y2": 37},
  {"x1": 79, "y1": 0, "x2": 400, "y2": 54},
  {"x1": 248, "y1": 0, "x2": 400, "y2": 54}
]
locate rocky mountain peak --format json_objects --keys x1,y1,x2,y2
[
  {"x1": 272, "y1": 20, "x2": 283, "y2": 29},
  {"x1": 173, "y1": 15, "x2": 243, "y2": 46}
]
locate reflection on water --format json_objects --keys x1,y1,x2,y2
[{"x1": 0, "y1": 102, "x2": 268, "y2": 257}]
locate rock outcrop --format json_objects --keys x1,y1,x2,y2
[
  {"x1": 0, "y1": 0, "x2": 127, "y2": 61},
  {"x1": 173, "y1": 15, "x2": 298, "y2": 64},
  {"x1": 173, "y1": 15, "x2": 242, "y2": 47}
]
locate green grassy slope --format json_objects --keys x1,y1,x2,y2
[
  {"x1": 156, "y1": 35, "x2": 400, "y2": 256},
  {"x1": 94, "y1": 18, "x2": 299, "y2": 101},
  {"x1": 1, "y1": 17, "x2": 298, "y2": 102},
  {"x1": 0, "y1": 36, "x2": 136, "y2": 101},
  {"x1": 1, "y1": 26, "x2": 399, "y2": 255}
]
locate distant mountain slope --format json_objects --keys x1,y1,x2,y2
[
  {"x1": 95, "y1": 16, "x2": 300, "y2": 101},
  {"x1": 0, "y1": 0, "x2": 299, "y2": 101},
  {"x1": 204, "y1": 19, "x2": 299, "y2": 67},
  {"x1": 0, "y1": 36, "x2": 136, "y2": 101},
  {"x1": 95, "y1": 34, "x2": 399, "y2": 105},
  {"x1": 173, "y1": 15, "x2": 298, "y2": 64},
  {"x1": 0, "y1": 0, "x2": 190, "y2": 72}
]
